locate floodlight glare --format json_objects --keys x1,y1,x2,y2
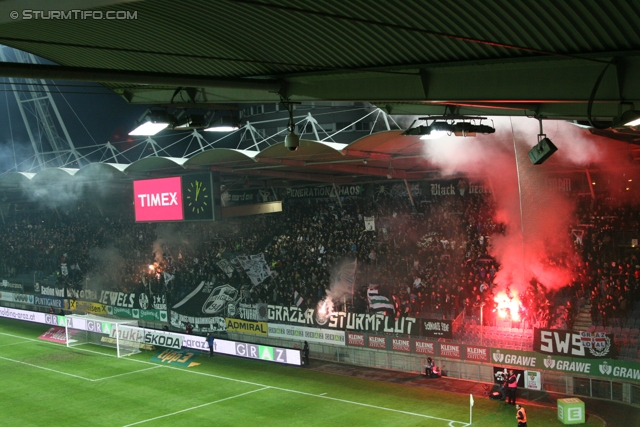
[
  {"x1": 129, "y1": 121, "x2": 169, "y2": 136},
  {"x1": 129, "y1": 110, "x2": 172, "y2": 136},
  {"x1": 403, "y1": 116, "x2": 495, "y2": 139},
  {"x1": 204, "y1": 116, "x2": 240, "y2": 132},
  {"x1": 620, "y1": 110, "x2": 640, "y2": 127}
]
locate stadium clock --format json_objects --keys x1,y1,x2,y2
[{"x1": 182, "y1": 173, "x2": 214, "y2": 220}]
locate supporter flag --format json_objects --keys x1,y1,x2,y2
[
  {"x1": 336, "y1": 260, "x2": 358, "y2": 295},
  {"x1": 163, "y1": 272, "x2": 175, "y2": 284},
  {"x1": 367, "y1": 286, "x2": 394, "y2": 312},
  {"x1": 294, "y1": 291, "x2": 304, "y2": 307},
  {"x1": 364, "y1": 216, "x2": 375, "y2": 231}
]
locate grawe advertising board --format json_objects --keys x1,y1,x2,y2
[
  {"x1": 134, "y1": 177, "x2": 183, "y2": 222},
  {"x1": 180, "y1": 335, "x2": 301, "y2": 366}
]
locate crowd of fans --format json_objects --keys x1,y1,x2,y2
[{"x1": 0, "y1": 183, "x2": 639, "y2": 334}]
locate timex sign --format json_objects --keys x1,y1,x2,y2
[{"x1": 134, "y1": 177, "x2": 184, "y2": 222}]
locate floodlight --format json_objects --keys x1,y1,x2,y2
[
  {"x1": 129, "y1": 110, "x2": 172, "y2": 136},
  {"x1": 403, "y1": 116, "x2": 495, "y2": 138},
  {"x1": 204, "y1": 116, "x2": 240, "y2": 132},
  {"x1": 615, "y1": 110, "x2": 640, "y2": 127}
]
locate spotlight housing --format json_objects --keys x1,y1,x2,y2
[
  {"x1": 528, "y1": 119, "x2": 557, "y2": 165},
  {"x1": 173, "y1": 114, "x2": 207, "y2": 130},
  {"x1": 129, "y1": 110, "x2": 173, "y2": 136},
  {"x1": 204, "y1": 116, "x2": 240, "y2": 132},
  {"x1": 403, "y1": 116, "x2": 495, "y2": 138},
  {"x1": 613, "y1": 110, "x2": 640, "y2": 128},
  {"x1": 528, "y1": 137, "x2": 557, "y2": 165}
]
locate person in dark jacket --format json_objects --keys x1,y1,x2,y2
[
  {"x1": 206, "y1": 332, "x2": 214, "y2": 357},
  {"x1": 303, "y1": 341, "x2": 310, "y2": 366}
]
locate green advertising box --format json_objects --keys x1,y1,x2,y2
[{"x1": 557, "y1": 398, "x2": 585, "y2": 425}]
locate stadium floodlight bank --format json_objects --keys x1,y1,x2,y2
[{"x1": 65, "y1": 314, "x2": 142, "y2": 357}]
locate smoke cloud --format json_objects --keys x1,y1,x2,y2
[{"x1": 418, "y1": 116, "x2": 628, "y2": 295}]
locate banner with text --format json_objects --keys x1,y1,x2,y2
[
  {"x1": 533, "y1": 328, "x2": 617, "y2": 359},
  {"x1": 267, "y1": 323, "x2": 346, "y2": 346}
]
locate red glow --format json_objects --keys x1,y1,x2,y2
[{"x1": 494, "y1": 291, "x2": 522, "y2": 322}]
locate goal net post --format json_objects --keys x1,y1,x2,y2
[{"x1": 64, "y1": 314, "x2": 142, "y2": 357}]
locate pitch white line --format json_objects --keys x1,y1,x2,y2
[
  {"x1": 0, "y1": 354, "x2": 94, "y2": 381},
  {"x1": 0, "y1": 340, "x2": 35, "y2": 348},
  {"x1": 0, "y1": 332, "x2": 466, "y2": 426},
  {"x1": 93, "y1": 366, "x2": 162, "y2": 382},
  {"x1": 121, "y1": 387, "x2": 270, "y2": 427}
]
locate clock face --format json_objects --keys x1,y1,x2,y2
[
  {"x1": 185, "y1": 179, "x2": 209, "y2": 214},
  {"x1": 182, "y1": 174, "x2": 214, "y2": 220}
]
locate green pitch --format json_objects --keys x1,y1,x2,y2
[{"x1": 1, "y1": 319, "x2": 604, "y2": 427}]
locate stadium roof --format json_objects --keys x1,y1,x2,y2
[
  {"x1": 0, "y1": 1, "x2": 639, "y2": 188},
  {"x1": 0, "y1": 0, "x2": 638, "y2": 122},
  {"x1": 0, "y1": 132, "x2": 444, "y2": 188}
]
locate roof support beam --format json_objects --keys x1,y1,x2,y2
[
  {"x1": 209, "y1": 166, "x2": 353, "y2": 184},
  {"x1": 0, "y1": 61, "x2": 282, "y2": 91}
]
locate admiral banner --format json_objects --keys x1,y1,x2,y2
[
  {"x1": 267, "y1": 323, "x2": 346, "y2": 346},
  {"x1": 268, "y1": 305, "x2": 418, "y2": 335},
  {"x1": 420, "y1": 318, "x2": 453, "y2": 338},
  {"x1": 225, "y1": 318, "x2": 268, "y2": 336},
  {"x1": 534, "y1": 328, "x2": 617, "y2": 359}
]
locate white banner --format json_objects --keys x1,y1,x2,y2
[
  {"x1": 216, "y1": 259, "x2": 234, "y2": 278},
  {"x1": 234, "y1": 253, "x2": 273, "y2": 286},
  {"x1": 364, "y1": 216, "x2": 375, "y2": 231},
  {"x1": 524, "y1": 370, "x2": 542, "y2": 390},
  {"x1": 267, "y1": 323, "x2": 346, "y2": 346}
]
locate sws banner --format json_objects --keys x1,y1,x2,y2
[{"x1": 533, "y1": 328, "x2": 617, "y2": 359}]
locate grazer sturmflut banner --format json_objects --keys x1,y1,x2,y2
[
  {"x1": 533, "y1": 328, "x2": 617, "y2": 359},
  {"x1": 268, "y1": 305, "x2": 419, "y2": 335}
]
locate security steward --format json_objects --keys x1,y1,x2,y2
[
  {"x1": 507, "y1": 369, "x2": 518, "y2": 405},
  {"x1": 516, "y1": 404, "x2": 527, "y2": 427}
]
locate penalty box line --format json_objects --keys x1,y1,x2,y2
[
  {"x1": 0, "y1": 332, "x2": 161, "y2": 382},
  {"x1": 0, "y1": 332, "x2": 468, "y2": 427},
  {"x1": 121, "y1": 387, "x2": 270, "y2": 427}
]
